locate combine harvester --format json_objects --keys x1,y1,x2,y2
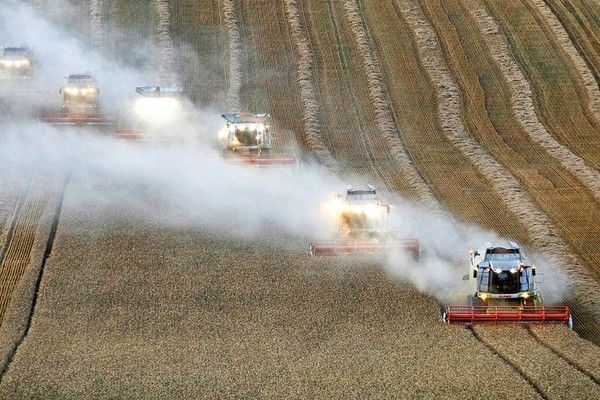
[
  {"x1": 219, "y1": 112, "x2": 296, "y2": 165},
  {"x1": 310, "y1": 185, "x2": 420, "y2": 258},
  {"x1": 443, "y1": 242, "x2": 572, "y2": 328},
  {"x1": 112, "y1": 85, "x2": 183, "y2": 141},
  {"x1": 0, "y1": 46, "x2": 33, "y2": 80},
  {"x1": 40, "y1": 73, "x2": 113, "y2": 126}
]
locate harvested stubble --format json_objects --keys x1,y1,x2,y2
[
  {"x1": 541, "y1": 0, "x2": 600, "y2": 78},
  {"x1": 342, "y1": 0, "x2": 438, "y2": 210},
  {"x1": 529, "y1": 0, "x2": 600, "y2": 122},
  {"x1": 474, "y1": 325, "x2": 600, "y2": 399},
  {"x1": 482, "y1": 0, "x2": 600, "y2": 171},
  {"x1": 0, "y1": 176, "x2": 548, "y2": 399},
  {"x1": 153, "y1": 0, "x2": 177, "y2": 84},
  {"x1": 359, "y1": 0, "x2": 531, "y2": 241},
  {"x1": 418, "y1": 0, "x2": 600, "y2": 287},
  {"x1": 464, "y1": 0, "x2": 600, "y2": 204},
  {"x1": 283, "y1": 0, "x2": 339, "y2": 170},
  {"x1": 391, "y1": 0, "x2": 600, "y2": 325},
  {"x1": 222, "y1": 0, "x2": 243, "y2": 111}
]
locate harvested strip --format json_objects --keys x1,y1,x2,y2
[
  {"x1": 342, "y1": 0, "x2": 438, "y2": 210},
  {"x1": 475, "y1": 325, "x2": 600, "y2": 399},
  {"x1": 529, "y1": 0, "x2": 600, "y2": 122},
  {"x1": 283, "y1": 0, "x2": 338, "y2": 170},
  {"x1": 89, "y1": 0, "x2": 105, "y2": 48},
  {"x1": 222, "y1": 0, "x2": 242, "y2": 111},
  {"x1": 153, "y1": 0, "x2": 177, "y2": 84},
  {"x1": 393, "y1": 0, "x2": 600, "y2": 319},
  {"x1": 464, "y1": 0, "x2": 600, "y2": 204}
]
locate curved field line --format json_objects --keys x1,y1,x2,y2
[
  {"x1": 393, "y1": 0, "x2": 600, "y2": 319},
  {"x1": 283, "y1": 0, "x2": 339, "y2": 170},
  {"x1": 463, "y1": 0, "x2": 600, "y2": 204},
  {"x1": 525, "y1": 326, "x2": 600, "y2": 385},
  {"x1": 342, "y1": 0, "x2": 439, "y2": 210},
  {"x1": 320, "y1": 0, "x2": 409, "y2": 193},
  {"x1": 222, "y1": 0, "x2": 242, "y2": 111},
  {"x1": 0, "y1": 175, "x2": 68, "y2": 384},
  {"x1": 531, "y1": 0, "x2": 600, "y2": 121},
  {"x1": 468, "y1": 327, "x2": 548, "y2": 400},
  {"x1": 89, "y1": 0, "x2": 104, "y2": 48},
  {"x1": 153, "y1": 0, "x2": 177, "y2": 84}
]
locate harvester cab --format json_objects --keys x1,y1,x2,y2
[
  {"x1": 0, "y1": 47, "x2": 33, "y2": 80},
  {"x1": 60, "y1": 74, "x2": 99, "y2": 113},
  {"x1": 112, "y1": 85, "x2": 183, "y2": 140},
  {"x1": 219, "y1": 112, "x2": 296, "y2": 165},
  {"x1": 310, "y1": 185, "x2": 420, "y2": 257},
  {"x1": 444, "y1": 242, "x2": 572, "y2": 328},
  {"x1": 40, "y1": 73, "x2": 113, "y2": 126}
]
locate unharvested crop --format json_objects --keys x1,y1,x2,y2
[{"x1": 153, "y1": 0, "x2": 177, "y2": 84}]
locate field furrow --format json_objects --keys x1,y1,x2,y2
[
  {"x1": 483, "y1": 0, "x2": 600, "y2": 170},
  {"x1": 0, "y1": 183, "x2": 49, "y2": 324},
  {"x1": 360, "y1": 0, "x2": 529, "y2": 239},
  {"x1": 386, "y1": 0, "x2": 600, "y2": 338},
  {"x1": 417, "y1": 0, "x2": 600, "y2": 284},
  {"x1": 282, "y1": 0, "x2": 337, "y2": 168},
  {"x1": 474, "y1": 325, "x2": 600, "y2": 399},
  {"x1": 461, "y1": 0, "x2": 600, "y2": 205}
]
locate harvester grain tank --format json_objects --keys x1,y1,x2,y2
[
  {"x1": 310, "y1": 185, "x2": 420, "y2": 257},
  {"x1": 112, "y1": 85, "x2": 183, "y2": 140},
  {"x1": 443, "y1": 242, "x2": 572, "y2": 327},
  {"x1": 40, "y1": 73, "x2": 113, "y2": 125},
  {"x1": 0, "y1": 47, "x2": 33, "y2": 80},
  {"x1": 219, "y1": 112, "x2": 296, "y2": 165}
]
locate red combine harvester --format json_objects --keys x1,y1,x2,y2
[
  {"x1": 112, "y1": 85, "x2": 183, "y2": 141},
  {"x1": 219, "y1": 113, "x2": 297, "y2": 166},
  {"x1": 310, "y1": 186, "x2": 421, "y2": 258},
  {"x1": 40, "y1": 73, "x2": 113, "y2": 126},
  {"x1": 443, "y1": 242, "x2": 572, "y2": 328}
]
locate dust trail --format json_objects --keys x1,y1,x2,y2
[
  {"x1": 394, "y1": 0, "x2": 600, "y2": 317},
  {"x1": 283, "y1": 0, "x2": 339, "y2": 171},
  {"x1": 89, "y1": 0, "x2": 104, "y2": 49},
  {"x1": 222, "y1": 0, "x2": 242, "y2": 111},
  {"x1": 464, "y1": 0, "x2": 600, "y2": 203},
  {"x1": 153, "y1": 0, "x2": 177, "y2": 84},
  {"x1": 342, "y1": 0, "x2": 439, "y2": 211},
  {"x1": 530, "y1": 0, "x2": 600, "y2": 122}
]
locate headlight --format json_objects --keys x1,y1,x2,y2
[
  {"x1": 64, "y1": 88, "x2": 80, "y2": 95},
  {"x1": 134, "y1": 97, "x2": 180, "y2": 122},
  {"x1": 1, "y1": 60, "x2": 14, "y2": 67},
  {"x1": 510, "y1": 268, "x2": 517, "y2": 274},
  {"x1": 521, "y1": 292, "x2": 530, "y2": 299},
  {"x1": 478, "y1": 293, "x2": 489, "y2": 300},
  {"x1": 15, "y1": 60, "x2": 30, "y2": 68}
]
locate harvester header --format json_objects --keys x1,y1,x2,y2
[{"x1": 443, "y1": 243, "x2": 572, "y2": 328}]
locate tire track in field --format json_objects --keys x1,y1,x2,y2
[
  {"x1": 342, "y1": 0, "x2": 439, "y2": 210},
  {"x1": 467, "y1": 326, "x2": 548, "y2": 400},
  {"x1": 473, "y1": 325, "x2": 600, "y2": 398},
  {"x1": 392, "y1": 0, "x2": 600, "y2": 321},
  {"x1": 531, "y1": 0, "x2": 600, "y2": 120},
  {"x1": 525, "y1": 326, "x2": 600, "y2": 385},
  {"x1": 222, "y1": 0, "x2": 242, "y2": 111},
  {"x1": 0, "y1": 173, "x2": 69, "y2": 385},
  {"x1": 283, "y1": 0, "x2": 339, "y2": 170},
  {"x1": 153, "y1": 0, "x2": 177, "y2": 84},
  {"x1": 463, "y1": 0, "x2": 600, "y2": 204}
]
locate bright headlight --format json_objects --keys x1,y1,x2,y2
[
  {"x1": 64, "y1": 87, "x2": 80, "y2": 95},
  {"x1": 134, "y1": 97, "x2": 180, "y2": 122},
  {"x1": 510, "y1": 268, "x2": 517, "y2": 274},
  {"x1": 1, "y1": 60, "x2": 14, "y2": 67}
]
